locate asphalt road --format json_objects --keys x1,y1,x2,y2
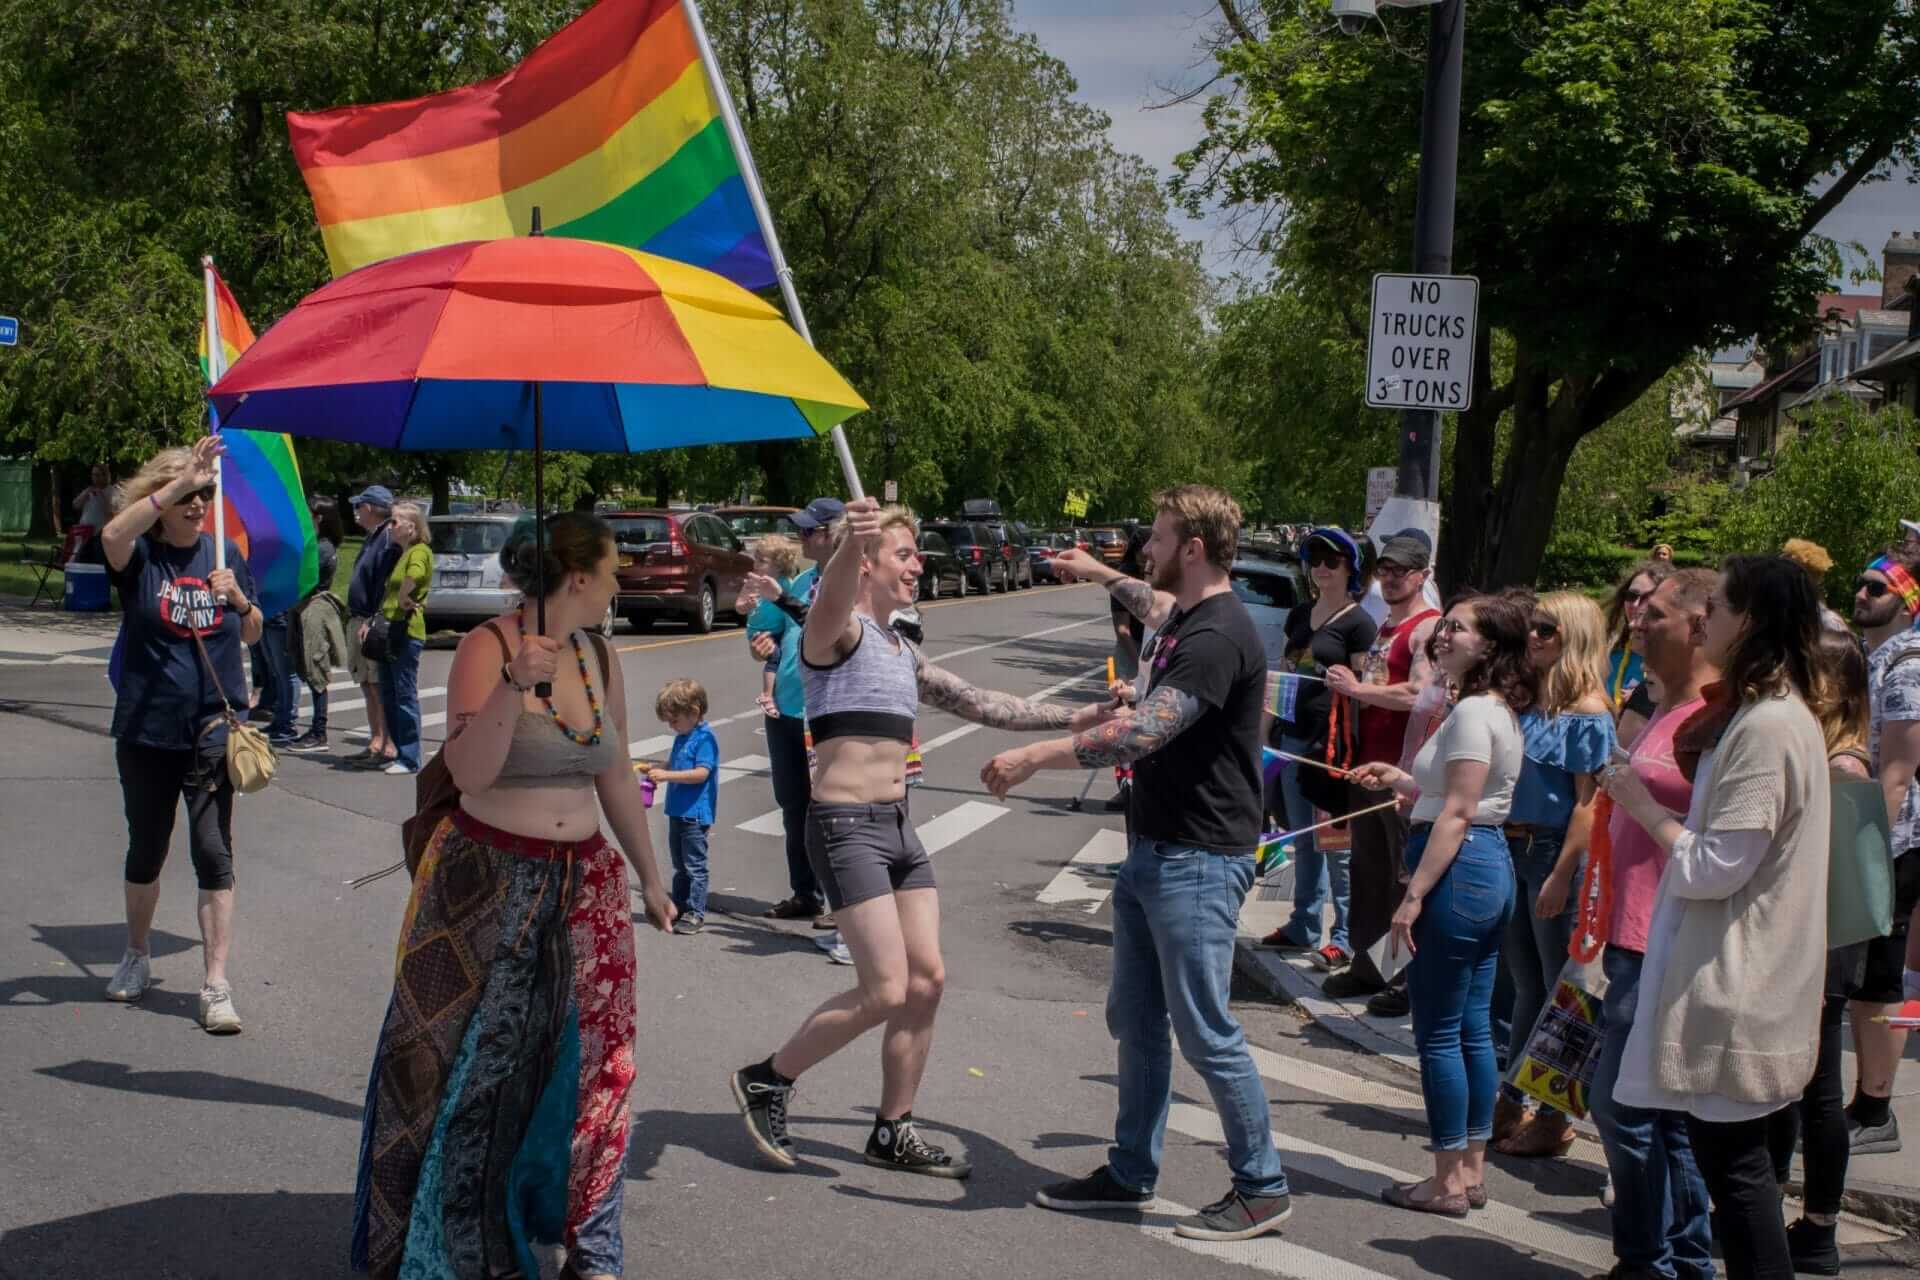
[{"x1": 1, "y1": 583, "x2": 1912, "y2": 1279}]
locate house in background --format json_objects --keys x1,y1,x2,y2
[{"x1": 1712, "y1": 231, "x2": 1920, "y2": 480}]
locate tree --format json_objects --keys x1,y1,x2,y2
[{"x1": 1180, "y1": 0, "x2": 1920, "y2": 589}]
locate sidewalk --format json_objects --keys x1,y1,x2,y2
[
  {"x1": 0, "y1": 595, "x2": 120, "y2": 664},
  {"x1": 1235, "y1": 873, "x2": 1920, "y2": 1233}
]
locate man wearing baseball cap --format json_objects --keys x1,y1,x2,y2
[
  {"x1": 344, "y1": 486, "x2": 401, "y2": 766},
  {"x1": 1326, "y1": 533, "x2": 1441, "y2": 1012}
]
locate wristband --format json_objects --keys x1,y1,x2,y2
[
  {"x1": 502, "y1": 663, "x2": 533, "y2": 693},
  {"x1": 149, "y1": 493, "x2": 163, "y2": 514},
  {"x1": 232, "y1": 600, "x2": 253, "y2": 618}
]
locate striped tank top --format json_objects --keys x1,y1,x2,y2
[{"x1": 802, "y1": 613, "x2": 918, "y2": 744}]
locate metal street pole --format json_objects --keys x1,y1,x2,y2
[{"x1": 1396, "y1": 0, "x2": 1464, "y2": 502}]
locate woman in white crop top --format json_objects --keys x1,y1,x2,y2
[{"x1": 1351, "y1": 593, "x2": 1537, "y2": 1218}]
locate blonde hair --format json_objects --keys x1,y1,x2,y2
[
  {"x1": 1155, "y1": 484, "x2": 1242, "y2": 572},
  {"x1": 120, "y1": 447, "x2": 195, "y2": 509},
  {"x1": 752, "y1": 533, "x2": 804, "y2": 578},
  {"x1": 877, "y1": 505, "x2": 917, "y2": 538},
  {"x1": 656, "y1": 677, "x2": 709, "y2": 721},
  {"x1": 390, "y1": 501, "x2": 428, "y2": 546},
  {"x1": 1781, "y1": 537, "x2": 1834, "y2": 577},
  {"x1": 1536, "y1": 590, "x2": 1610, "y2": 716}
]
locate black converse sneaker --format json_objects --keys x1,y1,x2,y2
[
  {"x1": 864, "y1": 1115, "x2": 971, "y2": 1180},
  {"x1": 730, "y1": 1060, "x2": 797, "y2": 1168}
]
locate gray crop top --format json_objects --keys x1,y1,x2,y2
[
  {"x1": 802, "y1": 613, "x2": 919, "y2": 744},
  {"x1": 493, "y1": 711, "x2": 622, "y2": 787}
]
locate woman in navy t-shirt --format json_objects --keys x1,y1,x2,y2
[{"x1": 99, "y1": 436, "x2": 263, "y2": 1035}]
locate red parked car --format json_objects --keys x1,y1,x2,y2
[{"x1": 607, "y1": 509, "x2": 752, "y2": 633}]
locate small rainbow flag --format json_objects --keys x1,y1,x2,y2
[
  {"x1": 287, "y1": 0, "x2": 772, "y2": 289},
  {"x1": 201, "y1": 269, "x2": 319, "y2": 617},
  {"x1": 1262, "y1": 745, "x2": 1286, "y2": 783},
  {"x1": 1255, "y1": 831, "x2": 1292, "y2": 879}
]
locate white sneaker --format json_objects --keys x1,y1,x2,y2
[
  {"x1": 813, "y1": 929, "x2": 842, "y2": 954},
  {"x1": 825, "y1": 943, "x2": 854, "y2": 965},
  {"x1": 198, "y1": 982, "x2": 243, "y2": 1034},
  {"x1": 104, "y1": 949, "x2": 151, "y2": 1002},
  {"x1": 383, "y1": 761, "x2": 416, "y2": 775}
]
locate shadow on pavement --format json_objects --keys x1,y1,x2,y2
[
  {"x1": 31, "y1": 921, "x2": 200, "y2": 974},
  {"x1": 0, "y1": 973, "x2": 203, "y2": 1024},
  {"x1": 625, "y1": 1107, "x2": 839, "y2": 1181},
  {"x1": 1369, "y1": 1233, "x2": 1588, "y2": 1280},
  {"x1": 0, "y1": 1189, "x2": 355, "y2": 1279},
  {"x1": 35, "y1": 1059, "x2": 363, "y2": 1121}
]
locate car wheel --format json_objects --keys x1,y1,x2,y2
[
  {"x1": 691, "y1": 582, "x2": 717, "y2": 633},
  {"x1": 924, "y1": 573, "x2": 939, "y2": 601},
  {"x1": 955, "y1": 570, "x2": 967, "y2": 598},
  {"x1": 598, "y1": 600, "x2": 617, "y2": 639}
]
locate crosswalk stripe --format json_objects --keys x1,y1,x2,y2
[
  {"x1": 718, "y1": 754, "x2": 770, "y2": 784},
  {"x1": 328, "y1": 685, "x2": 447, "y2": 716},
  {"x1": 915, "y1": 800, "x2": 1007, "y2": 854},
  {"x1": 345, "y1": 711, "x2": 447, "y2": 741},
  {"x1": 1035, "y1": 829, "x2": 1128, "y2": 911},
  {"x1": 1163, "y1": 1101, "x2": 1616, "y2": 1273},
  {"x1": 737, "y1": 808, "x2": 788, "y2": 836},
  {"x1": 1141, "y1": 1198, "x2": 1391, "y2": 1280}
]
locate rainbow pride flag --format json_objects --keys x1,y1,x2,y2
[
  {"x1": 201, "y1": 270, "x2": 319, "y2": 617},
  {"x1": 287, "y1": 0, "x2": 772, "y2": 289}
]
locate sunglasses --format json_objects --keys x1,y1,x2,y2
[
  {"x1": 178, "y1": 485, "x2": 217, "y2": 505},
  {"x1": 1376, "y1": 563, "x2": 1421, "y2": 580},
  {"x1": 1530, "y1": 619, "x2": 1560, "y2": 640},
  {"x1": 1856, "y1": 577, "x2": 1890, "y2": 598},
  {"x1": 1304, "y1": 549, "x2": 1347, "y2": 570}
]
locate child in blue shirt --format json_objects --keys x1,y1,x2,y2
[{"x1": 649, "y1": 678, "x2": 719, "y2": 935}]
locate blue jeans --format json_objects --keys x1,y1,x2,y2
[
  {"x1": 1590, "y1": 947, "x2": 1715, "y2": 1279},
  {"x1": 377, "y1": 636, "x2": 423, "y2": 769},
  {"x1": 1501, "y1": 829, "x2": 1585, "y2": 1117},
  {"x1": 1106, "y1": 837, "x2": 1289, "y2": 1198},
  {"x1": 669, "y1": 817, "x2": 711, "y2": 918},
  {"x1": 1278, "y1": 730, "x2": 1347, "y2": 950},
  {"x1": 1405, "y1": 823, "x2": 1513, "y2": 1151},
  {"x1": 308, "y1": 687, "x2": 329, "y2": 735},
  {"x1": 261, "y1": 612, "x2": 296, "y2": 737}
]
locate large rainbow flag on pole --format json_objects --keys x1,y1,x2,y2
[
  {"x1": 285, "y1": 0, "x2": 773, "y2": 290},
  {"x1": 200, "y1": 263, "x2": 319, "y2": 617}
]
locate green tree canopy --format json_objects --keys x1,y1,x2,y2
[{"x1": 1181, "y1": 0, "x2": 1920, "y2": 588}]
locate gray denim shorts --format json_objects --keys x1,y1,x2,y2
[{"x1": 806, "y1": 799, "x2": 935, "y2": 911}]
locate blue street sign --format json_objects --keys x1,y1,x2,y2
[{"x1": 0, "y1": 316, "x2": 17, "y2": 346}]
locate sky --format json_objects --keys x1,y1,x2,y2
[{"x1": 1012, "y1": 0, "x2": 1917, "y2": 290}]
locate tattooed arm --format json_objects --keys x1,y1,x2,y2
[
  {"x1": 916, "y1": 657, "x2": 1080, "y2": 730},
  {"x1": 1050, "y1": 548, "x2": 1174, "y2": 629},
  {"x1": 981, "y1": 686, "x2": 1204, "y2": 798}
]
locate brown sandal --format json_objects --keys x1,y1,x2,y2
[
  {"x1": 1490, "y1": 1094, "x2": 1530, "y2": 1145},
  {"x1": 1381, "y1": 1179, "x2": 1470, "y2": 1218},
  {"x1": 1493, "y1": 1111, "x2": 1575, "y2": 1158}
]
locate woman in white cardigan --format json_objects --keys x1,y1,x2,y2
[{"x1": 1600, "y1": 555, "x2": 1830, "y2": 1280}]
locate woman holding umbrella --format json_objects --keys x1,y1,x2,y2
[{"x1": 352, "y1": 513, "x2": 674, "y2": 1280}]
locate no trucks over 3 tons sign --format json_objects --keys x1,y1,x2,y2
[{"x1": 1366, "y1": 273, "x2": 1478, "y2": 411}]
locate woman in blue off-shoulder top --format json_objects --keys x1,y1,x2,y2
[{"x1": 1493, "y1": 591, "x2": 1618, "y2": 1158}]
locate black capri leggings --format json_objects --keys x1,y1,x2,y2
[{"x1": 116, "y1": 739, "x2": 235, "y2": 891}]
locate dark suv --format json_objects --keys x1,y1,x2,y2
[
  {"x1": 607, "y1": 509, "x2": 752, "y2": 633},
  {"x1": 921, "y1": 521, "x2": 1012, "y2": 594}
]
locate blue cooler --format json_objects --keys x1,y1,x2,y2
[{"x1": 64, "y1": 562, "x2": 109, "y2": 611}]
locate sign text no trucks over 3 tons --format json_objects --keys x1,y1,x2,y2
[{"x1": 1366, "y1": 273, "x2": 1478, "y2": 411}]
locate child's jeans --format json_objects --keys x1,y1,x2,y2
[{"x1": 669, "y1": 817, "x2": 711, "y2": 918}]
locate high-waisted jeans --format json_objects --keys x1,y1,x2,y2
[{"x1": 1405, "y1": 822, "x2": 1514, "y2": 1151}]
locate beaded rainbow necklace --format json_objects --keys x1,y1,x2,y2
[{"x1": 516, "y1": 605, "x2": 604, "y2": 747}]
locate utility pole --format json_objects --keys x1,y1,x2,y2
[{"x1": 1396, "y1": 0, "x2": 1464, "y2": 502}]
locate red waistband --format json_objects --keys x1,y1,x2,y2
[{"x1": 452, "y1": 807, "x2": 609, "y2": 860}]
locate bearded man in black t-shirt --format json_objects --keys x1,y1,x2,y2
[{"x1": 983, "y1": 484, "x2": 1295, "y2": 1244}]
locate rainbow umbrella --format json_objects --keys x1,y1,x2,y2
[{"x1": 206, "y1": 228, "x2": 867, "y2": 669}]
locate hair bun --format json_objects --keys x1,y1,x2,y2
[{"x1": 498, "y1": 512, "x2": 615, "y2": 599}]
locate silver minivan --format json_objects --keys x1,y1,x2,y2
[{"x1": 426, "y1": 514, "x2": 618, "y2": 636}]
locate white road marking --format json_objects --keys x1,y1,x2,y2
[
  {"x1": 1140, "y1": 1197, "x2": 1394, "y2": 1280},
  {"x1": 328, "y1": 685, "x2": 447, "y2": 715},
  {"x1": 1035, "y1": 829, "x2": 1129, "y2": 911},
  {"x1": 345, "y1": 711, "x2": 446, "y2": 741},
  {"x1": 915, "y1": 800, "x2": 1007, "y2": 854},
  {"x1": 717, "y1": 754, "x2": 770, "y2": 785},
  {"x1": 737, "y1": 808, "x2": 788, "y2": 836},
  {"x1": 627, "y1": 733, "x2": 673, "y2": 758}
]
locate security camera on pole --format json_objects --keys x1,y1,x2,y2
[{"x1": 1336, "y1": 0, "x2": 1465, "y2": 586}]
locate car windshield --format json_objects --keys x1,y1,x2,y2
[
  {"x1": 609, "y1": 517, "x2": 674, "y2": 546},
  {"x1": 1231, "y1": 569, "x2": 1295, "y2": 610},
  {"x1": 430, "y1": 521, "x2": 512, "y2": 556},
  {"x1": 725, "y1": 512, "x2": 793, "y2": 536}
]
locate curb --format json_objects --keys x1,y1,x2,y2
[{"x1": 1233, "y1": 937, "x2": 1918, "y2": 1234}]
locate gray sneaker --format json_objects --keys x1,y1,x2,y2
[
  {"x1": 825, "y1": 942, "x2": 854, "y2": 966},
  {"x1": 1172, "y1": 1188, "x2": 1292, "y2": 1242},
  {"x1": 1847, "y1": 1112, "x2": 1901, "y2": 1155},
  {"x1": 198, "y1": 982, "x2": 243, "y2": 1035},
  {"x1": 104, "y1": 949, "x2": 151, "y2": 1002}
]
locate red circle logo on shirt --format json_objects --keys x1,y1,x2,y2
[{"x1": 157, "y1": 576, "x2": 223, "y2": 636}]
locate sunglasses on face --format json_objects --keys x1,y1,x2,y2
[
  {"x1": 1304, "y1": 549, "x2": 1346, "y2": 570},
  {"x1": 178, "y1": 485, "x2": 217, "y2": 506},
  {"x1": 1376, "y1": 563, "x2": 1420, "y2": 580},
  {"x1": 1856, "y1": 577, "x2": 1890, "y2": 598},
  {"x1": 1530, "y1": 619, "x2": 1560, "y2": 640}
]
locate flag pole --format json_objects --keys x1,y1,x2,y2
[
  {"x1": 201, "y1": 255, "x2": 228, "y2": 574},
  {"x1": 681, "y1": 0, "x2": 866, "y2": 501}
]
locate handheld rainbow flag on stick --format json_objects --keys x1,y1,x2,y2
[
  {"x1": 1255, "y1": 831, "x2": 1292, "y2": 880},
  {"x1": 201, "y1": 261, "x2": 319, "y2": 616}
]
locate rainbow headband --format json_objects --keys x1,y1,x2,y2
[{"x1": 1869, "y1": 557, "x2": 1920, "y2": 615}]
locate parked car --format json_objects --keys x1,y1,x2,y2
[
  {"x1": 954, "y1": 499, "x2": 1033, "y2": 589},
  {"x1": 921, "y1": 521, "x2": 1008, "y2": 594},
  {"x1": 606, "y1": 509, "x2": 751, "y2": 633},
  {"x1": 915, "y1": 529, "x2": 969, "y2": 600},
  {"x1": 1029, "y1": 532, "x2": 1079, "y2": 582},
  {"x1": 425, "y1": 513, "x2": 619, "y2": 636},
  {"x1": 1230, "y1": 557, "x2": 1307, "y2": 666},
  {"x1": 715, "y1": 505, "x2": 800, "y2": 541},
  {"x1": 1087, "y1": 526, "x2": 1127, "y2": 564}
]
